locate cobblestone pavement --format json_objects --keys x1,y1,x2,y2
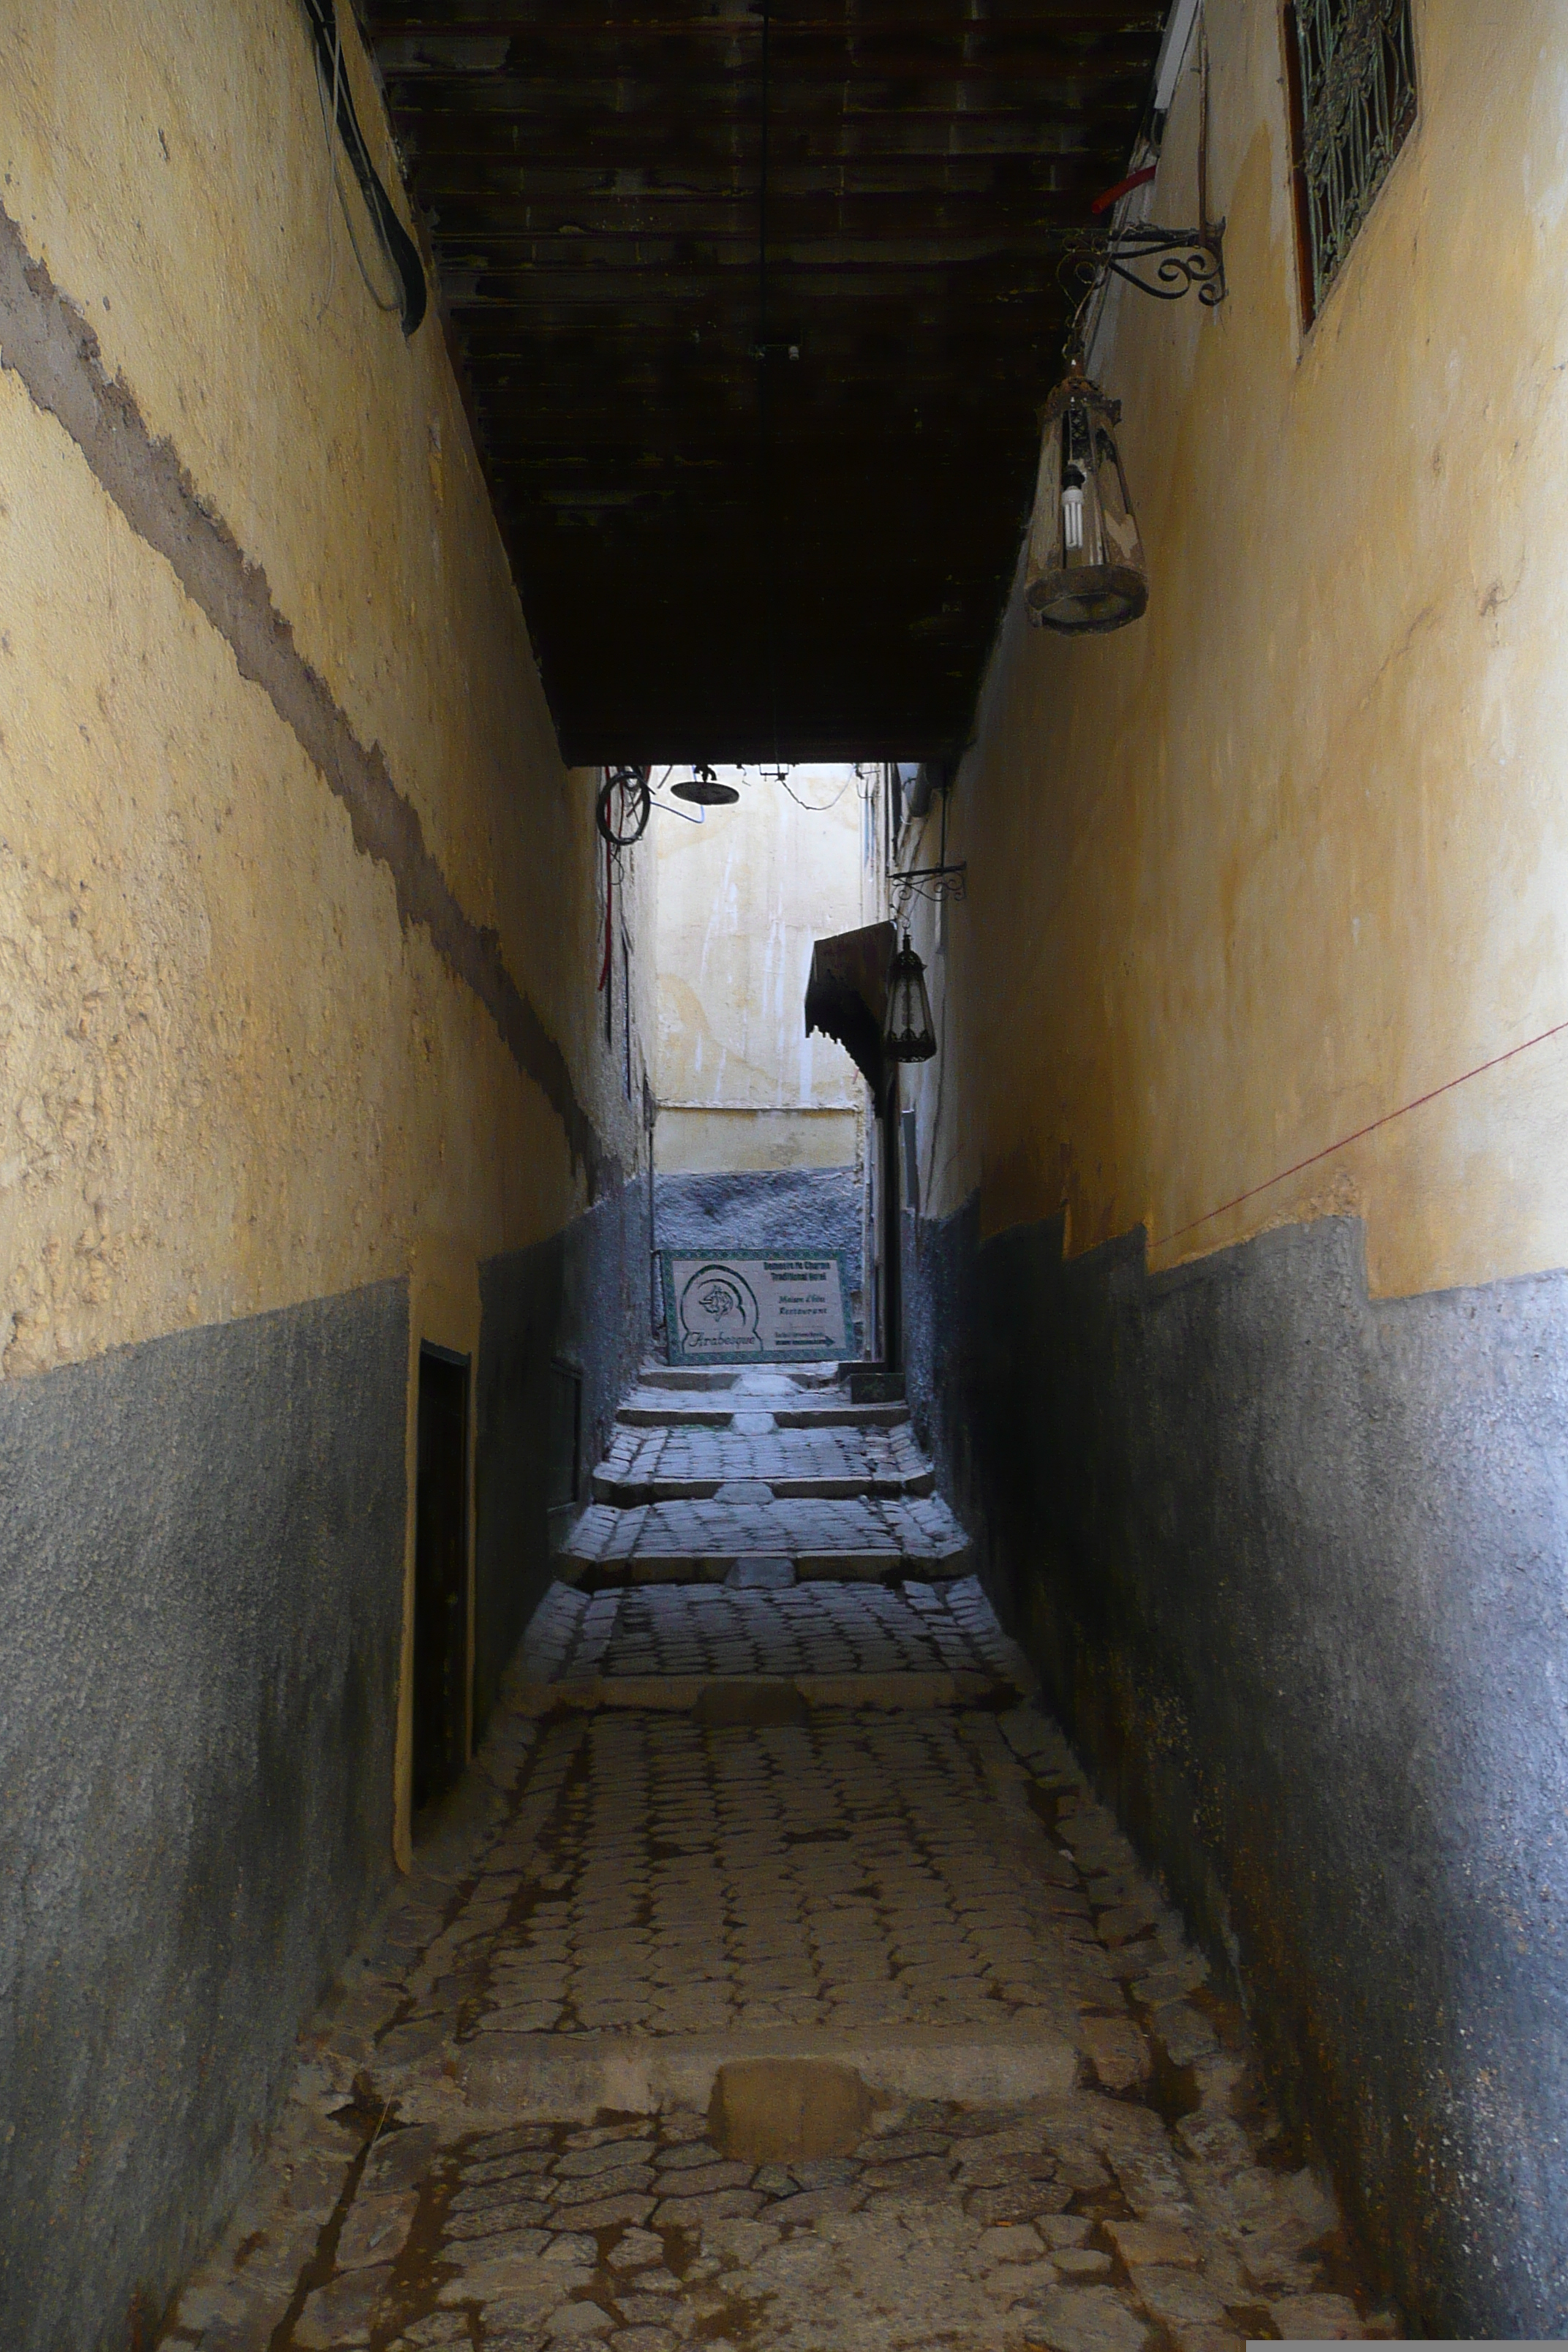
[
  {"x1": 167, "y1": 2091, "x2": 1388, "y2": 2352},
  {"x1": 159, "y1": 1370, "x2": 1390, "y2": 2349},
  {"x1": 564, "y1": 1370, "x2": 967, "y2": 1585},
  {"x1": 458, "y1": 1704, "x2": 1104, "y2": 2040},
  {"x1": 520, "y1": 1578, "x2": 1015, "y2": 1686},
  {"x1": 560, "y1": 1494, "x2": 969, "y2": 1584},
  {"x1": 593, "y1": 1422, "x2": 935, "y2": 1503},
  {"x1": 613, "y1": 1378, "x2": 908, "y2": 1434},
  {"x1": 159, "y1": 1652, "x2": 1392, "y2": 2350}
]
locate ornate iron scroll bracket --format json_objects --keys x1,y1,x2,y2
[
  {"x1": 890, "y1": 862, "x2": 968, "y2": 909},
  {"x1": 1063, "y1": 217, "x2": 1226, "y2": 310}
]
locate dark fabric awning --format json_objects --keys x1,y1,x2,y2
[{"x1": 804, "y1": 921, "x2": 896, "y2": 1094}]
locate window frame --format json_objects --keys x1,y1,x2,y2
[{"x1": 1281, "y1": 0, "x2": 1419, "y2": 332}]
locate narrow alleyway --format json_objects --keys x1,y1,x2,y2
[
  {"x1": 10, "y1": 7, "x2": 1568, "y2": 2339},
  {"x1": 160, "y1": 1369, "x2": 1388, "y2": 2351}
]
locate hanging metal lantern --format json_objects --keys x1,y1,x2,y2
[
  {"x1": 1024, "y1": 365, "x2": 1148, "y2": 634},
  {"x1": 883, "y1": 933, "x2": 937, "y2": 1063}
]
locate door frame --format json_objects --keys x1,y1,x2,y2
[{"x1": 394, "y1": 1243, "x2": 480, "y2": 1867}]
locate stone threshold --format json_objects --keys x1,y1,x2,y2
[
  {"x1": 440, "y1": 2019, "x2": 1081, "y2": 2127},
  {"x1": 592, "y1": 1471, "x2": 937, "y2": 1503},
  {"x1": 617, "y1": 1403, "x2": 736, "y2": 1427},
  {"x1": 506, "y1": 1667, "x2": 1030, "y2": 1715},
  {"x1": 616, "y1": 1401, "x2": 911, "y2": 1430},
  {"x1": 772, "y1": 1403, "x2": 911, "y2": 1428},
  {"x1": 562, "y1": 1550, "x2": 969, "y2": 1591},
  {"x1": 634, "y1": 1365, "x2": 843, "y2": 1392}
]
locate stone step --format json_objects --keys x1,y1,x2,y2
[
  {"x1": 594, "y1": 1471, "x2": 935, "y2": 1501},
  {"x1": 617, "y1": 1401, "x2": 737, "y2": 1427},
  {"x1": 616, "y1": 1396, "x2": 911, "y2": 1431},
  {"x1": 562, "y1": 1548, "x2": 908, "y2": 1591},
  {"x1": 508, "y1": 1667, "x2": 1028, "y2": 1716},
  {"x1": 557, "y1": 1494, "x2": 972, "y2": 1590},
  {"x1": 592, "y1": 1421, "x2": 935, "y2": 1504},
  {"x1": 516, "y1": 1575, "x2": 1027, "y2": 1689},
  {"x1": 774, "y1": 1402, "x2": 911, "y2": 1428},
  {"x1": 635, "y1": 1362, "x2": 843, "y2": 1392},
  {"x1": 437, "y1": 2020, "x2": 1079, "y2": 2130}
]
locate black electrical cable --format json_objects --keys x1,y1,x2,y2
[
  {"x1": 758, "y1": 0, "x2": 771, "y2": 358},
  {"x1": 299, "y1": 0, "x2": 426, "y2": 335},
  {"x1": 757, "y1": 0, "x2": 782, "y2": 766},
  {"x1": 777, "y1": 768, "x2": 850, "y2": 811},
  {"x1": 595, "y1": 766, "x2": 652, "y2": 848}
]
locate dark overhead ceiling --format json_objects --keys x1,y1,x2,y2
[{"x1": 364, "y1": 3, "x2": 1165, "y2": 763}]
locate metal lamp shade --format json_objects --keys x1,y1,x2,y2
[
  {"x1": 1024, "y1": 367, "x2": 1149, "y2": 634},
  {"x1": 883, "y1": 935, "x2": 937, "y2": 1063},
  {"x1": 673, "y1": 765, "x2": 740, "y2": 805}
]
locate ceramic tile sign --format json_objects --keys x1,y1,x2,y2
[{"x1": 661, "y1": 1251, "x2": 851, "y2": 1365}]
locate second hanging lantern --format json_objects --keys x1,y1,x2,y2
[
  {"x1": 883, "y1": 933, "x2": 937, "y2": 1063},
  {"x1": 1024, "y1": 365, "x2": 1149, "y2": 635}
]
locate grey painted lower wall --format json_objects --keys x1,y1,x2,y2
[
  {"x1": 0, "y1": 1183, "x2": 650, "y2": 2351},
  {"x1": 475, "y1": 1177, "x2": 649, "y2": 1729},
  {"x1": 653, "y1": 1166, "x2": 863, "y2": 1350},
  {"x1": 905, "y1": 1196, "x2": 1568, "y2": 2335},
  {"x1": 0, "y1": 1280, "x2": 410, "y2": 2351},
  {"x1": 561, "y1": 1176, "x2": 653, "y2": 1483}
]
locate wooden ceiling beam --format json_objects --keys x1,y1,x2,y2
[{"x1": 363, "y1": 0, "x2": 1157, "y2": 752}]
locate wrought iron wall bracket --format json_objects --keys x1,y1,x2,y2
[
  {"x1": 890, "y1": 862, "x2": 968, "y2": 906},
  {"x1": 1065, "y1": 219, "x2": 1226, "y2": 308}
]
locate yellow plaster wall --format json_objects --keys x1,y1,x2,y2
[
  {"x1": 655, "y1": 765, "x2": 867, "y2": 1174},
  {"x1": 657, "y1": 1107, "x2": 861, "y2": 1177},
  {"x1": 0, "y1": 0, "x2": 650, "y2": 1379},
  {"x1": 909, "y1": 0, "x2": 1568, "y2": 1300}
]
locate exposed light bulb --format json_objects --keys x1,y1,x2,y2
[
  {"x1": 1062, "y1": 470, "x2": 1085, "y2": 551},
  {"x1": 1026, "y1": 364, "x2": 1147, "y2": 634}
]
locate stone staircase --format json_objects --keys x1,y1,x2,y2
[{"x1": 559, "y1": 1362, "x2": 970, "y2": 1589}]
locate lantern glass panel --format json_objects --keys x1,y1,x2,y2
[
  {"x1": 883, "y1": 937, "x2": 937, "y2": 1063},
  {"x1": 1025, "y1": 370, "x2": 1149, "y2": 635}
]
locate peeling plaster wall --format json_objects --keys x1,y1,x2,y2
[
  {"x1": 0, "y1": 7, "x2": 650, "y2": 2342},
  {"x1": 898, "y1": 0, "x2": 1568, "y2": 2329}
]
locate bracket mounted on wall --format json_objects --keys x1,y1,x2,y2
[
  {"x1": 1062, "y1": 217, "x2": 1226, "y2": 309},
  {"x1": 1058, "y1": 4, "x2": 1227, "y2": 327},
  {"x1": 890, "y1": 862, "x2": 968, "y2": 907}
]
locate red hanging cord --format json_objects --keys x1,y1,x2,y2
[
  {"x1": 1091, "y1": 162, "x2": 1158, "y2": 214},
  {"x1": 1158, "y1": 1012, "x2": 1568, "y2": 1248}
]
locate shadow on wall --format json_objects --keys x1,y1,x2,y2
[
  {"x1": 476, "y1": 1177, "x2": 649, "y2": 1730},
  {"x1": 905, "y1": 1197, "x2": 1568, "y2": 2338}
]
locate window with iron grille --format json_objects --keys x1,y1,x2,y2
[{"x1": 1284, "y1": 0, "x2": 1417, "y2": 325}]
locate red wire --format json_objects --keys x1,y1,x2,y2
[
  {"x1": 1158, "y1": 1014, "x2": 1568, "y2": 1248},
  {"x1": 1091, "y1": 163, "x2": 1158, "y2": 215}
]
